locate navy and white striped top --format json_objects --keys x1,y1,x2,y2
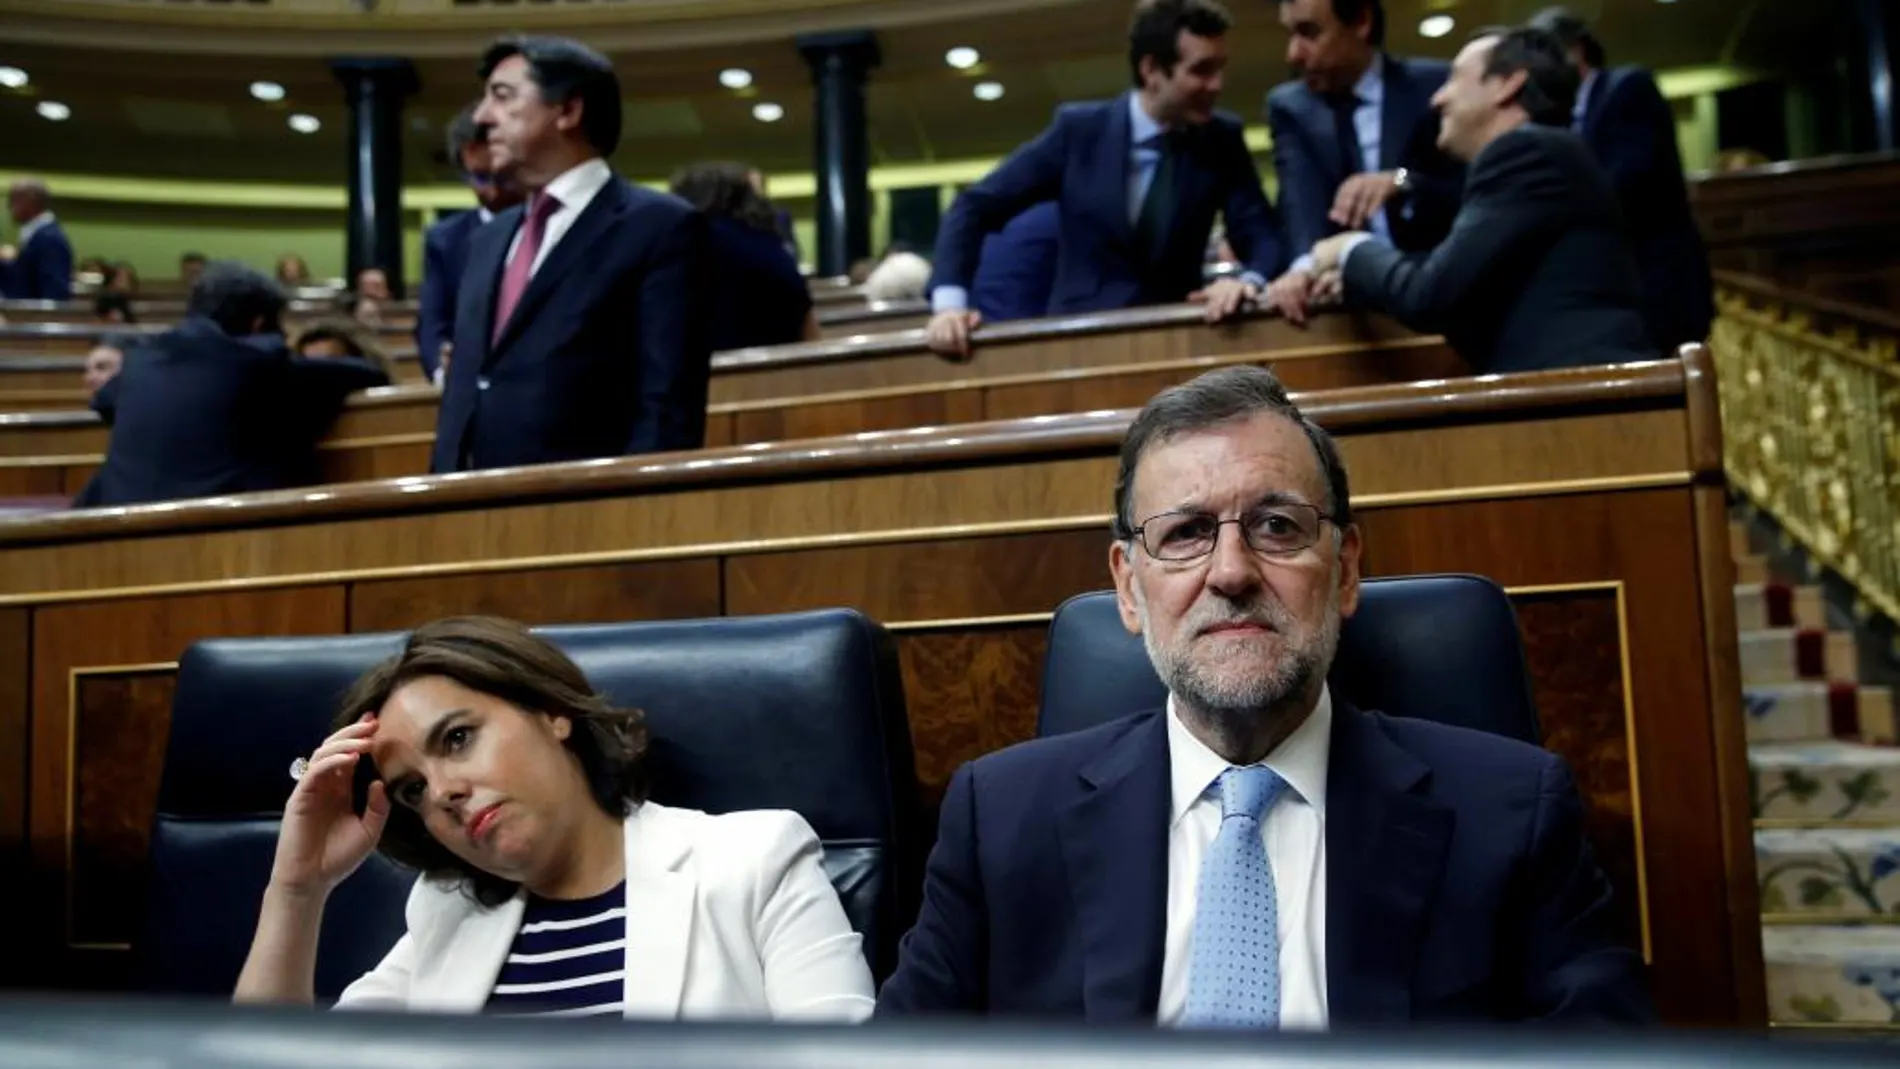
[{"x1": 484, "y1": 882, "x2": 628, "y2": 1017}]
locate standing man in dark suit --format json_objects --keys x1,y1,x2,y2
[
  {"x1": 1530, "y1": 7, "x2": 1713, "y2": 350},
  {"x1": 971, "y1": 202, "x2": 1061, "y2": 323},
  {"x1": 416, "y1": 105, "x2": 525, "y2": 386},
  {"x1": 1260, "y1": 0, "x2": 1463, "y2": 324},
  {"x1": 434, "y1": 35, "x2": 711, "y2": 473},
  {"x1": 877, "y1": 365, "x2": 1651, "y2": 1024},
  {"x1": 75, "y1": 262, "x2": 388, "y2": 509},
  {"x1": 0, "y1": 179, "x2": 75, "y2": 301},
  {"x1": 925, "y1": 0, "x2": 1285, "y2": 358},
  {"x1": 1306, "y1": 27, "x2": 1653, "y2": 372}
]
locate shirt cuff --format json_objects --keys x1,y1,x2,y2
[
  {"x1": 1237, "y1": 271, "x2": 1268, "y2": 292},
  {"x1": 931, "y1": 286, "x2": 970, "y2": 314},
  {"x1": 432, "y1": 367, "x2": 446, "y2": 388},
  {"x1": 1290, "y1": 253, "x2": 1316, "y2": 275},
  {"x1": 1336, "y1": 233, "x2": 1376, "y2": 271}
]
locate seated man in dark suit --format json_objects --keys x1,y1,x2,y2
[
  {"x1": 972, "y1": 202, "x2": 1061, "y2": 323},
  {"x1": 1530, "y1": 7, "x2": 1713, "y2": 351},
  {"x1": 75, "y1": 263, "x2": 388, "y2": 509},
  {"x1": 0, "y1": 178, "x2": 75, "y2": 301},
  {"x1": 416, "y1": 105, "x2": 525, "y2": 385},
  {"x1": 925, "y1": 0, "x2": 1284, "y2": 358},
  {"x1": 1260, "y1": 0, "x2": 1464, "y2": 324},
  {"x1": 1307, "y1": 27, "x2": 1653, "y2": 372},
  {"x1": 877, "y1": 364, "x2": 1650, "y2": 1025},
  {"x1": 434, "y1": 35, "x2": 711, "y2": 472}
]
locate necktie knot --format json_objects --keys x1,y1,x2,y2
[
  {"x1": 1218, "y1": 765, "x2": 1286, "y2": 824},
  {"x1": 528, "y1": 190, "x2": 562, "y2": 224}
]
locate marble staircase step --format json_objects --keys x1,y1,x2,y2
[
  {"x1": 1758, "y1": 828, "x2": 1900, "y2": 920},
  {"x1": 1741, "y1": 628, "x2": 1859, "y2": 687},
  {"x1": 1747, "y1": 683, "x2": 1895, "y2": 746},
  {"x1": 1765, "y1": 926, "x2": 1900, "y2": 1026},
  {"x1": 1753, "y1": 742, "x2": 1900, "y2": 824},
  {"x1": 1736, "y1": 582, "x2": 1828, "y2": 633}
]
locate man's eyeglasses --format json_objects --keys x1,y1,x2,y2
[{"x1": 1131, "y1": 502, "x2": 1334, "y2": 561}]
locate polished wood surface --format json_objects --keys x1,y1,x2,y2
[
  {"x1": 1690, "y1": 152, "x2": 1900, "y2": 307},
  {"x1": 0, "y1": 350, "x2": 1759, "y2": 1024}
]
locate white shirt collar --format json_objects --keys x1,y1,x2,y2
[
  {"x1": 1167, "y1": 685, "x2": 1332, "y2": 829},
  {"x1": 1128, "y1": 91, "x2": 1165, "y2": 145},
  {"x1": 17, "y1": 210, "x2": 54, "y2": 245},
  {"x1": 1353, "y1": 54, "x2": 1385, "y2": 107},
  {"x1": 477, "y1": 206, "x2": 495, "y2": 225},
  {"x1": 536, "y1": 156, "x2": 613, "y2": 216}
]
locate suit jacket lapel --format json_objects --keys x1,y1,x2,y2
[
  {"x1": 490, "y1": 178, "x2": 628, "y2": 361},
  {"x1": 465, "y1": 207, "x2": 515, "y2": 370},
  {"x1": 1097, "y1": 95, "x2": 1138, "y2": 242},
  {"x1": 1582, "y1": 71, "x2": 1613, "y2": 141},
  {"x1": 1325, "y1": 700, "x2": 1453, "y2": 1025},
  {"x1": 1056, "y1": 711, "x2": 1170, "y2": 1021},
  {"x1": 411, "y1": 892, "x2": 524, "y2": 1012},
  {"x1": 1378, "y1": 55, "x2": 1416, "y2": 173},
  {"x1": 619, "y1": 804, "x2": 696, "y2": 1019}
]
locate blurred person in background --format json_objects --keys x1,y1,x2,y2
[
  {"x1": 83, "y1": 333, "x2": 138, "y2": 396},
  {"x1": 74, "y1": 262, "x2": 389, "y2": 508},
  {"x1": 104, "y1": 261, "x2": 141, "y2": 295},
  {"x1": 670, "y1": 162, "x2": 818, "y2": 349},
  {"x1": 356, "y1": 267, "x2": 393, "y2": 301},
  {"x1": 864, "y1": 249, "x2": 933, "y2": 304},
  {"x1": 0, "y1": 178, "x2": 75, "y2": 301},
  {"x1": 1528, "y1": 7, "x2": 1712, "y2": 349},
  {"x1": 418, "y1": 105, "x2": 527, "y2": 385},
  {"x1": 746, "y1": 166, "x2": 801, "y2": 263},
  {"x1": 93, "y1": 292, "x2": 137, "y2": 325},
  {"x1": 233, "y1": 616, "x2": 876, "y2": 1019},
  {"x1": 277, "y1": 253, "x2": 313, "y2": 288},
  {"x1": 295, "y1": 316, "x2": 393, "y2": 378},
  {"x1": 179, "y1": 251, "x2": 209, "y2": 289}
]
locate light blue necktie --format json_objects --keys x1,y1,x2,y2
[{"x1": 1181, "y1": 765, "x2": 1288, "y2": 1029}]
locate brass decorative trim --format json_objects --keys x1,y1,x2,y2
[
  {"x1": 63, "y1": 661, "x2": 179, "y2": 952},
  {"x1": 1506, "y1": 580, "x2": 1653, "y2": 964},
  {"x1": 883, "y1": 612, "x2": 1056, "y2": 633},
  {"x1": 317, "y1": 433, "x2": 435, "y2": 453},
  {"x1": 0, "y1": 473, "x2": 1696, "y2": 608}
]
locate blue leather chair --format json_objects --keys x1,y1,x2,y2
[
  {"x1": 1036, "y1": 574, "x2": 1541, "y2": 744},
  {"x1": 142, "y1": 609, "x2": 920, "y2": 1000}
]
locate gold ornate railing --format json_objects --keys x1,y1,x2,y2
[{"x1": 1714, "y1": 271, "x2": 1900, "y2": 620}]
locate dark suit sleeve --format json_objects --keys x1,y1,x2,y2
[
  {"x1": 1517, "y1": 755, "x2": 1654, "y2": 1022},
  {"x1": 1221, "y1": 128, "x2": 1285, "y2": 280},
  {"x1": 283, "y1": 356, "x2": 389, "y2": 440},
  {"x1": 876, "y1": 764, "x2": 989, "y2": 1014},
  {"x1": 414, "y1": 224, "x2": 455, "y2": 378},
  {"x1": 1267, "y1": 92, "x2": 1331, "y2": 260},
  {"x1": 627, "y1": 209, "x2": 711, "y2": 454},
  {"x1": 89, "y1": 375, "x2": 120, "y2": 426},
  {"x1": 26, "y1": 232, "x2": 74, "y2": 302},
  {"x1": 930, "y1": 113, "x2": 1072, "y2": 296},
  {"x1": 1590, "y1": 71, "x2": 1669, "y2": 203},
  {"x1": 1342, "y1": 132, "x2": 1562, "y2": 334}
]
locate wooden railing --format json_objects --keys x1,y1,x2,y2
[{"x1": 1713, "y1": 270, "x2": 1900, "y2": 621}]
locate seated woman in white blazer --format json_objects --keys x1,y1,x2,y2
[{"x1": 233, "y1": 615, "x2": 875, "y2": 1020}]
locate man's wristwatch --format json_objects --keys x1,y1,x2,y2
[{"x1": 1391, "y1": 166, "x2": 1414, "y2": 199}]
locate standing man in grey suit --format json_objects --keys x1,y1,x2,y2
[
  {"x1": 1261, "y1": 0, "x2": 1463, "y2": 324},
  {"x1": 1306, "y1": 26, "x2": 1652, "y2": 372}
]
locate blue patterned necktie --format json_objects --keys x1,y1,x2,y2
[{"x1": 1181, "y1": 765, "x2": 1288, "y2": 1029}]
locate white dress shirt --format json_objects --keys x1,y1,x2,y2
[
  {"x1": 1158, "y1": 689, "x2": 1331, "y2": 1029},
  {"x1": 16, "y1": 211, "x2": 54, "y2": 249},
  {"x1": 505, "y1": 156, "x2": 613, "y2": 277}
]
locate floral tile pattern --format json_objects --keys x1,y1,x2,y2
[
  {"x1": 1765, "y1": 927, "x2": 1900, "y2": 1024},
  {"x1": 1751, "y1": 744, "x2": 1900, "y2": 823},
  {"x1": 1758, "y1": 829, "x2": 1900, "y2": 918}
]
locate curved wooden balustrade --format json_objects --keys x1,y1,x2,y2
[
  {"x1": 0, "y1": 307, "x2": 1459, "y2": 493},
  {"x1": 1690, "y1": 152, "x2": 1900, "y2": 308},
  {"x1": 0, "y1": 349, "x2": 1760, "y2": 1027}
]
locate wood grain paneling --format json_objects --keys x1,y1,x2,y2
[
  {"x1": 26, "y1": 587, "x2": 347, "y2": 981},
  {"x1": 0, "y1": 606, "x2": 27, "y2": 981},
  {"x1": 731, "y1": 389, "x2": 985, "y2": 445},
  {"x1": 727, "y1": 529, "x2": 1109, "y2": 622},
  {"x1": 0, "y1": 463, "x2": 70, "y2": 497},
  {"x1": 895, "y1": 627, "x2": 1046, "y2": 808},
  {"x1": 350, "y1": 560, "x2": 723, "y2": 632},
  {"x1": 70, "y1": 671, "x2": 175, "y2": 948},
  {"x1": 1513, "y1": 592, "x2": 1639, "y2": 952},
  {"x1": 1358, "y1": 488, "x2": 1754, "y2": 1025}
]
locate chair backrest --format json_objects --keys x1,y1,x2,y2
[
  {"x1": 1036, "y1": 574, "x2": 1541, "y2": 744},
  {"x1": 144, "y1": 609, "x2": 919, "y2": 1000}
]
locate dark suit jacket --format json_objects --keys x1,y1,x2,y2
[
  {"x1": 705, "y1": 215, "x2": 812, "y2": 351},
  {"x1": 0, "y1": 219, "x2": 74, "y2": 301},
  {"x1": 1579, "y1": 67, "x2": 1714, "y2": 349},
  {"x1": 877, "y1": 700, "x2": 1650, "y2": 1024},
  {"x1": 414, "y1": 209, "x2": 486, "y2": 378},
  {"x1": 1266, "y1": 56, "x2": 1464, "y2": 258},
  {"x1": 1342, "y1": 124, "x2": 1654, "y2": 372},
  {"x1": 74, "y1": 316, "x2": 388, "y2": 508},
  {"x1": 431, "y1": 175, "x2": 712, "y2": 473},
  {"x1": 929, "y1": 95, "x2": 1283, "y2": 315},
  {"x1": 972, "y1": 201, "x2": 1060, "y2": 322}
]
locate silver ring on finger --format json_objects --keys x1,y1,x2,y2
[{"x1": 289, "y1": 756, "x2": 310, "y2": 782}]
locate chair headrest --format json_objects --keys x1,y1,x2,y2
[{"x1": 1036, "y1": 574, "x2": 1540, "y2": 744}]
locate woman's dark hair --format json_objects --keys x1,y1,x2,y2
[
  {"x1": 293, "y1": 315, "x2": 390, "y2": 375},
  {"x1": 105, "y1": 260, "x2": 140, "y2": 293},
  {"x1": 669, "y1": 162, "x2": 779, "y2": 234},
  {"x1": 480, "y1": 35, "x2": 623, "y2": 157},
  {"x1": 275, "y1": 253, "x2": 310, "y2": 285},
  {"x1": 333, "y1": 616, "x2": 651, "y2": 907},
  {"x1": 92, "y1": 292, "x2": 137, "y2": 324}
]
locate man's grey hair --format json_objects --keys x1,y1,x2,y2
[{"x1": 1111, "y1": 365, "x2": 1353, "y2": 541}]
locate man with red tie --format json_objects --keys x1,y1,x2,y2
[{"x1": 431, "y1": 35, "x2": 712, "y2": 473}]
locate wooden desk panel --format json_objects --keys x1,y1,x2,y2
[{"x1": 0, "y1": 354, "x2": 1760, "y2": 1025}]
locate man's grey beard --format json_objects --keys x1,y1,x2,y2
[{"x1": 1132, "y1": 578, "x2": 1342, "y2": 753}]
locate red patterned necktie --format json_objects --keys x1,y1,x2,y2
[{"x1": 491, "y1": 189, "x2": 562, "y2": 347}]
